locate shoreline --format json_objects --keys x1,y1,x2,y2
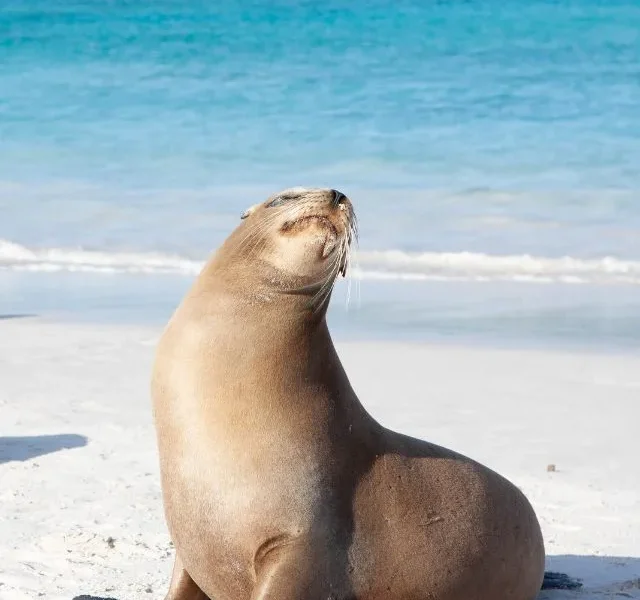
[
  {"x1": 4, "y1": 314, "x2": 640, "y2": 361},
  {"x1": 5, "y1": 312, "x2": 640, "y2": 359},
  {"x1": 2, "y1": 269, "x2": 640, "y2": 357}
]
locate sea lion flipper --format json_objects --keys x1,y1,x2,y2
[
  {"x1": 251, "y1": 560, "x2": 333, "y2": 600},
  {"x1": 164, "y1": 556, "x2": 208, "y2": 600},
  {"x1": 252, "y1": 540, "x2": 350, "y2": 600},
  {"x1": 541, "y1": 571, "x2": 582, "y2": 590}
]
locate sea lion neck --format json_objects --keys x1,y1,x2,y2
[{"x1": 191, "y1": 253, "x2": 334, "y2": 326}]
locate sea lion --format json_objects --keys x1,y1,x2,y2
[{"x1": 151, "y1": 187, "x2": 545, "y2": 600}]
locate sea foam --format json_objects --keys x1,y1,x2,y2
[{"x1": 2, "y1": 239, "x2": 640, "y2": 285}]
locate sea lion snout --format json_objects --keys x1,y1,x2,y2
[
  {"x1": 259, "y1": 187, "x2": 354, "y2": 241},
  {"x1": 264, "y1": 187, "x2": 348, "y2": 210}
]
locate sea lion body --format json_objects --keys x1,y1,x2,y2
[{"x1": 152, "y1": 188, "x2": 545, "y2": 600}]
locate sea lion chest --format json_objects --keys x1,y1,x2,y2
[{"x1": 152, "y1": 316, "x2": 342, "y2": 581}]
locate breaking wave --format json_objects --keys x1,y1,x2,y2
[
  {"x1": 0, "y1": 239, "x2": 204, "y2": 275},
  {"x1": 2, "y1": 239, "x2": 640, "y2": 285},
  {"x1": 354, "y1": 250, "x2": 640, "y2": 284}
]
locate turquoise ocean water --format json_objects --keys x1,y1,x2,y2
[{"x1": 1, "y1": 1, "x2": 639, "y2": 348}]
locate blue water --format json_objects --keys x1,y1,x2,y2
[{"x1": 1, "y1": 1, "x2": 639, "y2": 348}]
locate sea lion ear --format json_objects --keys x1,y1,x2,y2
[{"x1": 240, "y1": 203, "x2": 260, "y2": 220}]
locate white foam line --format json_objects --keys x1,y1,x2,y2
[
  {"x1": 2, "y1": 239, "x2": 640, "y2": 285},
  {"x1": 0, "y1": 239, "x2": 205, "y2": 275},
  {"x1": 353, "y1": 250, "x2": 640, "y2": 285}
]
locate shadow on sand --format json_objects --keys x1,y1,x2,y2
[
  {"x1": 70, "y1": 556, "x2": 640, "y2": 600},
  {"x1": 0, "y1": 434, "x2": 88, "y2": 464},
  {"x1": 540, "y1": 554, "x2": 640, "y2": 598}
]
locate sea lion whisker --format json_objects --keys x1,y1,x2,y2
[
  {"x1": 238, "y1": 205, "x2": 288, "y2": 249},
  {"x1": 343, "y1": 237, "x2": 354, "y2": 310},
  {"x1": 308, "y1": 264, "x2": 338, "y2": 309},
  {"x1": 352, "y1": 225, "x2": 359, "y2": 307},
  {"x1": 242, "y1": 202, "x2": 324, "y2": 256},
  {"x1": 282, "y1": 207, "x2": 353, "y2": 309},
  {"x1": 309, "y1": 243, "x2": 344, "y2": 313},
  {"x1": 281, "y1": 245, "x2": 344, "y2": 299},
  {"x1": 283, "y1": 248, "x2": 340, "y2": 297},
  {"x1": 239, "y1": 206, "x2": 292, "y2": 256}
]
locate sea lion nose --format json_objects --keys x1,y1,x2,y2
[{"x1": 330, "y1": 189, "x2": 346, "y2": 207}]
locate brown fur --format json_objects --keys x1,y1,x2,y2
[{"x1": 152, "y1": 188, "x2": 545, "y2": 600}]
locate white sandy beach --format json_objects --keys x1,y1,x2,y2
[{"x1": 1, "y1": 317, "x2": 639, "y2": 600}]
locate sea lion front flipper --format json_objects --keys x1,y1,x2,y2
[
  {"x1": 164, "y1": 555, "x2": 209, "y2": 600},
  {"x1": 251, "y1": 539, "x2": 350, "y2": 600}
]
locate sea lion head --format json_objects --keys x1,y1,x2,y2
[{"x1": 218, "y1": 187, "x2": 356, "y2": 309}]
